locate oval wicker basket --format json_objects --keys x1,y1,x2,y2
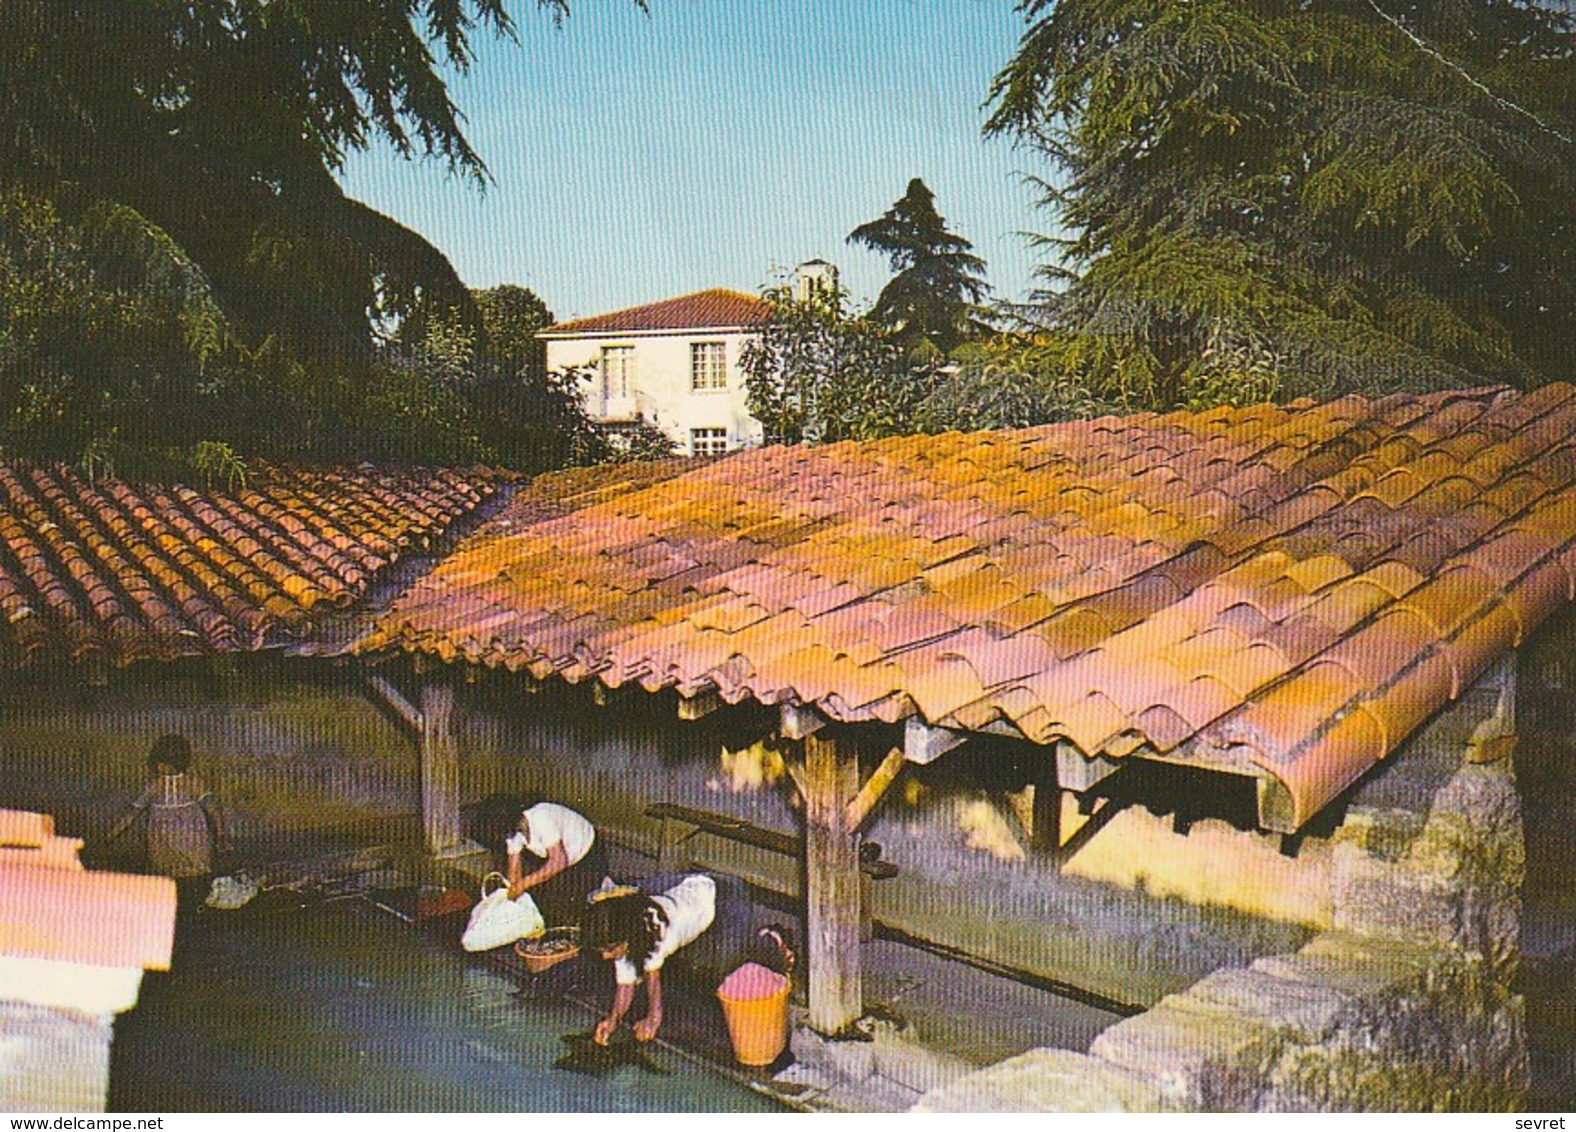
[{"x1": 514, "y1": 926, "x2": 581, "y2": 973}]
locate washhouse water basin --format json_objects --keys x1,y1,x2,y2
[{"x1": 108, "y1": 897, "x2": 781, "y2": 1113}]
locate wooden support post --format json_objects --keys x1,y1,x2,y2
[
  {"x1": 803, "y1": 730, "x2": 862, "y2": 1036},
  {"x1": 1030, "y1": 779, "x2": 1062, "y2": 853},
  {"x1": 655, "y1": 812, "x2": 690, "y2": 873},
  {"x1": 420, "y1": 680, "x2": 461, "y2": 856}
]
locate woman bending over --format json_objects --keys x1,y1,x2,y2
[
  {"x1": 580, "y1": 872, "x2": 793, "y2": 1046},
  {"x1": 473, "y1": 793, "x2": 607, "y2": 927}
]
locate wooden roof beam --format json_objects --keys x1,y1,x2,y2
[
  {"x1": 1255, "y1": 774, "x2": 1297, "y2": 835},
  {"x1": 1055, "y1": 741, "x2": 1121, "y2": 793},
  {"x1": 904, "y1": 716, "x2": 967, "y2": 764},
  {"x1": 677, "y1": 688, "x2": 721, "y2": 720},
  {"x1": 780, "y1": 701, "x2": 826, "y2": 741}
]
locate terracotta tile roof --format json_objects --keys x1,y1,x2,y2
[
  {"x1": 484, "y1": 458, "x2": 700, "y2": 530},
  {"x1": 360, "y1": 386, "x2": 1576, "y2": 831},
  {"x1": 542, "y1": 289, "x2": 770, "y2": 336},
  {"x1": 0, "y1": 463, "x2": 497, "y2": 669}
]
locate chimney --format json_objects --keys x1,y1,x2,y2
[{"x1": 793, "y1": 260, "x2": 838, "y2": 303}]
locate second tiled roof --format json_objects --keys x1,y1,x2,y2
[{"x1": 0, "y1": 463, "x2": 496, "y2": 669}]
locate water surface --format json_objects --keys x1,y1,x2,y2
[{"x1": 109, "y1": 899, "x2": 780, "y2": 1113}]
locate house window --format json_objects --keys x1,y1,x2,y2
[
  {"x1": 600, "y1": 346, "x2": 634, "y2": 399},
  {"x1": 690, "y1": 342, "x2": 727, "y2": 391},
  {"x1": 691, "y1": 428, "x2": 729, "y2": 456}
]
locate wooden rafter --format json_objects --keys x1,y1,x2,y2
[
  {"x1": 365, "y1": 672, "x2": 423, "y2": 735},
  {"x1": 845, "y1": 746, "x2": 907, "y2": 831}
]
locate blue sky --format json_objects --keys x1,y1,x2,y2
[{"x1": 338, "y1": 0, "x2": 1048, "y2": 323}]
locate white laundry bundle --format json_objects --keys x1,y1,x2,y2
[
  {"x1": 205, "y1": 873, "x2": 259, "y2": 910},
  {"x1": 459, "y1": 873, "x2": 544, "y2": 951}
]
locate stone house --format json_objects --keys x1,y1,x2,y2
[{"x1": 540, "y1": 288, "x2": 770, "y2": 457}]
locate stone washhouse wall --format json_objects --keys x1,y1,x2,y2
[
  {"x1": 1511, "y1": 609, "x2": 1576, "y2": 1111},
  {"x1": 0, "y1": 659, "x2": 419, "y2": 865},
  {"x1": 914, "y1": 668, "x2": 1532, "y2": 1112},
  {"x1": 0, "y1": 1003, "x2": 113, "y2": 1111},
  {"x1": 4, "y1": 657, "x2": 1318, "y2": 1006}
]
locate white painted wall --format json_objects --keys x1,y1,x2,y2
[{"x1": 543, "y1": 329, "x2": 764, "y2": 455}]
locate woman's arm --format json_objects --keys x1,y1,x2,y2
[
  {"x1": 507, "y1": 841, "x2": 569, "y2": 899},
  {"x1": 594, "y1": 981, "x2": 637, "y2": 1046},
  {"x1": 199, "y1": 794, "x2": 230, "y2": 853},
  {"x1": 107, "y1": 784, "x2": 153, "y2": 841},
  {"x1": 633, "y1": 969, "x2": 663, "y2": 1042},
  {"x1": 106, "y1": 809, "x2": 139, "y2": 841}
]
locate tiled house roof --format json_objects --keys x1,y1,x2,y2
[
  {"x1": 0, "y1": 463, "x2": 497, "y2": 669},
  {"x1": 542, "y1": 289, "x2": 770, "y2": 336},
  {"x1": 359, "y1": 386, "x2": 1576, "y2": 831}
]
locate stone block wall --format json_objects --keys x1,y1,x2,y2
[
  {"x1": 0, "y1": 1003, "x2": 112, "y2": 1112},
  {"x1": 916, "y1": 682, "x2": 1530, "y2": 1112},
  {"x1": 1085, "y1": 931, "x2": 1525, "y2": 1111}
]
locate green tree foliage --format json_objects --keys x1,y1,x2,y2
[
  {"x1": 0, "y1": 1, "x2": 628, "y2": 474},
  {"x1": 610, "y1": 419, "x2": 680, "y2": 462},
  {"x1": 564, "y1": 386, "x2": 678, "y2": 464},
  {"x1": 987, "y1": 0, "x2": 1576, "y2": 407},
  {"x1": 847, "y1": 178, "x2": 990, "y2": 357},
  {"x1": 373, "y1": 299, "x2": 614, "y2": 472},
  {"x1": 743, "y1": 279, "x2": 1061, "y2": 443},
  {"x1": 0, "y1": 178, "x2": 606, "y2": 474},
  {"x1": 916, "y1": 335, "x2": 1103, "y2": 432},
  {"x1": 466, "y1": 285, "x2": 601, "y2": 469},
  {"x1": 0, "y1": 1, "x2": 573, "y2": 360},
  {"x1": 742, "y1": 282, "x2": 927, "y2": 444},
  {"x1": 0, "y1": 185, "x2": 274, "y2": 477},
  {"x1": 475, "y1": 285, "x2": 556, "y2": 379}
]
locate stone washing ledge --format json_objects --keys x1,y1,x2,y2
[
  {"x1": 914, "y1": 930, "x2": 1526, "y2": 1112},
  {"x1": 911, "y1": 1048, "x2": 1174, "y2": 1113},
  {"x1": 777, "y1": 1015, "x2": 975, "y2": 1112},
  {"x1": 914, "y1": 716, "x2": 1530, "y2": 1113}
]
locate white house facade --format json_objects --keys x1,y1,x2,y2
[{"x1": 539, "y1": 289, "x2": 769, "y2": 457}]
